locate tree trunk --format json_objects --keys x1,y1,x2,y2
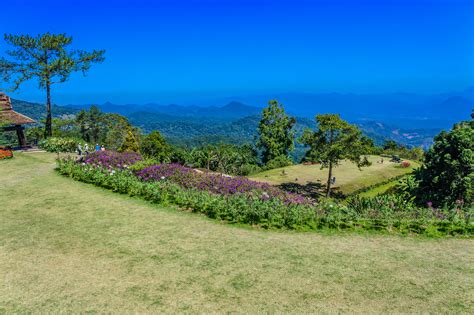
[
  {"x1": 326, "y1": 161, "x2": 333, "y2": 197},
  {"x1": 16, "y1": 125, "x2": 26, "y2": 147},
  {"x1": 44, "y1": 82, "x2": 52, "y2": 138}
]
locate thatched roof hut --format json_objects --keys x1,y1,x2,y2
[{"x1": 0, "y1": 93, "x2": 36, "y2": 147}]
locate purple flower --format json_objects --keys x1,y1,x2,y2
[
  {"x1": 84, "y1": 151, "x2": 142, "y2": 170},
  {"x1": 135, "y1": 163, "x2": 313, "y2": 205}
]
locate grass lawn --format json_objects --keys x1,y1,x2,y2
[
  {"x1": 358, "y1": 180, "x2": 400, "y2": 198},
  {"x1": 250, "y1": 155, "x2": 419, "y2": 194},
  {"x1": 0, "y1": 152, "x2": 472, "y2": 313}
]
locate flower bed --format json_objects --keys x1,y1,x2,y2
[
  {"x1": 56, "y1": 152, "x2": 473, "y2": 236},
  {"x1": 135, "y1": 163, "x2": 311, "y2": 205},
  {"x1": 0, "y1": 147, "x2": 13, "y2": 160},
  {"x1": 85, "y1": 150, "x2": 143, "y2": 169}
]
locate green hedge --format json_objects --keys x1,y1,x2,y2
[
  {"x1": 56, "y1": 158, "x2": 473, "y2": 236},
  {"x1": 39, "y1": 137, "x2": 87, "y2": 153}
]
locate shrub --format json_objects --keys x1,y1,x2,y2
[
  {"x1": 84, "y1": 150, "x2": 142, "y2": 169},
  {"x1": 264, "y1": 155, "x2": 293, "y2": 170},
  {"x1": 140, "y1": 131, "x2": 171, "y2": 161},
  {"x1": 401, "y1": 161, "x2": 411, "y2": 168},
  {"x1": 0, "y1": 147, "x2": 13, "y2": 160},
  {"x1": 39, "y1": 137, "x2": 84, "y2": 153},
  {"x1": 135, "y1": 163, "x2": 311, "y2": 205},
  {"x1": 128, "y1": 158, "x2": 161, "y2": 172},
  {"x1": 415, "y1": 121, "x2": 473, "y2": 207}
]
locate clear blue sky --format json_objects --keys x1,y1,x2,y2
[{"x1": 0, "y1": 0, "x2": 473, "y2": 104}]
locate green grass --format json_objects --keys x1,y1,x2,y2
[
  {"x1": 357, "y1": 180, "x2": 400, "y2": 198},
  {"x1": 0, "y1": 152, "x2": 472, "y2": 313},
  {"x1": 250, "y1": 155, "x2": 419, "y2": 194}
]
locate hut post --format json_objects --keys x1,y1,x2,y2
[{"x1": 15, "y1": 125, "x2": 26, "y2": 146}]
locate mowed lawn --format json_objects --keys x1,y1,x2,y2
[
  {"x1": 0, "y1": 153, "x2": 472, "y2": 313},
  {"x1": 250, "y1": 155, "x2": 419, "y2": 194}
]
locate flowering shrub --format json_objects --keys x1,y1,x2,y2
[
  {"x1": 135, "y1": 163, "x2": 311, "y2": 205},
  {"x1": 0, "y1": 147, "x2": 13, "y2": 160},
  {"x1": 39, "y1": 137, "x2": 84, "y2": 153},
  {"x1": 85, "y1": 150, "x2": 142, "y2": 169},
  {"x1": 401, "y1": 161, "x2": 411, "y2": 168}
]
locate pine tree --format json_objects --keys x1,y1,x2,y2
[
  {"x1": 257, "y1": 100, "x2": 296, "y2": 164},
  {"x1": 0, "y1": 33, "x2": 105, "y2": 137}
]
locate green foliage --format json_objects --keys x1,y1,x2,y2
[
  {"x1": 382, "y1": 139, "x2": 425, "y2": 161},
  {"x1": 264, "y1": 155, "x2": 293, "y2": 170},
  {"x1": 394, "y1": 175, "x2": 419, "y2": 200},
  {"x1": 128, "y1": 158, "x2": 162, "y2": 172},
  {"x1": 300, "y1": 114, "x2": 372, "y2": 196},
  {"x1": 39, "y1": 137, "x2": 85, "y2": 153},
  {"x1": 415, "y1": 120, "x2": 474, "y2": 207},
  {"x1": 189, "y1": 143, "x2": 260, "y2": 175},
  {"x1": 347, "y1": 173, "x2": 410, "y2": 198},
  {"x1": 57, "y1": 157, "x2": 473, "y2": 236},
  {"x1": 257, "y1": 100, "x2": 296, "y2": 164},
  {"x1": 73, "y1": 106, "x2": 141, "y2": 152},
  {"x1": 119, "y1": 128, "x2": 141, "y2": 153},
  {"x1": 0, "y1": 33, "x2": 105, "y2": 137},
  {"x1": 140, "y1": 131, "x2": 171, "y2": 161}
]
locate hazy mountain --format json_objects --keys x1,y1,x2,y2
[
  {"x1": 11, "y1": 98, "x2": 78, "y2": 121},
  {"x1": 67, "y1": 101, "x2": 261, "y2": 119},
  {"x1": 212, "y1": 87, "x2": 473, "y2": 129},
  {"x1": 66, "y1": 87, "x2": 472, "y2": 129},
  {"x1": 10, "y1": 88, "x2": 472, "y2": 149}
]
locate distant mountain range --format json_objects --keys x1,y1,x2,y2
[
  {"x1": 66, "y1": 101, "x2": 261, "y2": 120},
  {"x1": 207, "y1": 87, "x2": 473, "y2": 129},
  {"x1": 11, "y1": 87, "x2": 473, "y2": 150},
  {"x1": 66, "y1": 87, "x2": 473, "y2": 129},
  {"x1": 11, "y1": 99, "x2": 438, "y2": 149}
]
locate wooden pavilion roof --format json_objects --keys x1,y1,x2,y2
[{"x1": 0, "y1": 93, "x2": 36, "y2": 126}]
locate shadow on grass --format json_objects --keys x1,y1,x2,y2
[{"x1": 277, "y1": 181, "x2": 345, "y2": 200}]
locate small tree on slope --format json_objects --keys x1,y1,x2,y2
[{"x1": 300, "y1": 114, "x2": 371, "y2": 197}]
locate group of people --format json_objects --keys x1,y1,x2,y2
[{"x1": 77, "y1": 143, "x2": 105, "y2": 160}]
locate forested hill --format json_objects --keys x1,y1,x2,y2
[
  {"x1": 128, "y1": 111, "x2": 439, "y2": 149},
  {"x1": 11, "y1": 98, "x2": 79, "y2": 121},
  {"x1": 10, "y1": 97, "x2": 439, "y2": 149}
]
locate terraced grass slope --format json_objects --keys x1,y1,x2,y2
[
  {"x1": 0, "y1": 153, "x2": 472, "y2": 313},
  {"x1": 250, "y1": 155, "x2": 419, "y2": 194}
]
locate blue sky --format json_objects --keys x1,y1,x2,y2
[{"x1": 0, "y1": 0, "x2": 473, "y2": 104}]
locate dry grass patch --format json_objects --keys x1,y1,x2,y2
[{"x1": 250, "y1": 155, "x2": 418, "y2": 194}]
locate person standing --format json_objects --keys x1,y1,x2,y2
[
  {"x1": 101, "y1": 145, "x2": 105, "y2": 151},
  {"x1": 95, "y1": 143, "x2": 100, "y2": 151},
  {"x1": 84, "y1": 143, "x2": 89, "y2": 156}
]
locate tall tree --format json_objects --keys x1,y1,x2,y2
[
  {"x1": 415, "y1": 119, "x2": 473, "y2": 206},
  {"x1": 0, "y1": 33, "x2": 105, "y2": 137},
  {"x1": 300, "y1": 114, "x2": 371, "y2": 197},
  {"x1": 140, "y1": 131, "x2": 171, "y2": 161},
  {"x1": 257, "y1": 100, "x2": 296, "y2": 164}
]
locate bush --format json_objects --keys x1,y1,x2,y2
[
  {"x1": 415, "y1": 121, "x2": 473, "y2": 207},
  {"x1": 39, "y1": 137, "x2": 84, "y2": 153},
  {"x1": 264, "y1": 155, "x2": 293, "y2": 170},
  {"x1": 140, "y1": 131, "x2": 171, "y2": 162},
  {"x1": 401, "y1": 161, "x2": 411, "y2": 168},
  {"x1": 135, "y1": 163, "x2": 311, "y2": 205},
  {"x1": 84, "y1": 150, "x2": 142, "y2": 169},
  {"x1": 0, "y1": 147, "x2": 13, "y2": 160}
]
